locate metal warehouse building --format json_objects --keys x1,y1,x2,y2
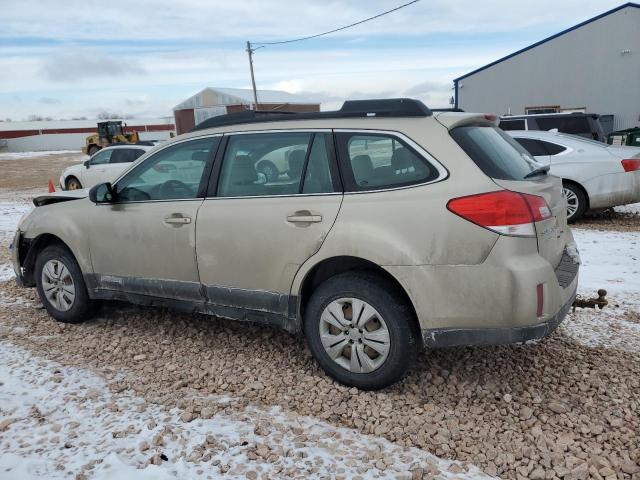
[
  {"x1": 454, "y1": 3, "x2": 640, "y2": 132},
  {"x1": 173, "y1": 87, "x2": 320, "y2": 134}
]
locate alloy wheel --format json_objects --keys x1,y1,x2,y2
[{"x1": 562, "y1": 187, "x2": 579, "y2": 220}]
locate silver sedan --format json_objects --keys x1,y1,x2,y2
[{"x1": 508, "y1": 130, "x2": 640, "y2": 221}]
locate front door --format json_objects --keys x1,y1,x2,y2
[
  {"x1": 196, "y1": 131, "x2": 342, "y2": 320},
  {"x1": 87, "y1": 136, "x2": 220, "y2": 303}
]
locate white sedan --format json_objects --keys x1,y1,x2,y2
[
  {"x1": 60, "y1": 145, "x2": 153, "y2": 190},
  {"x1": 508, "y1": 130, "x2": 640, "y2": 222}
]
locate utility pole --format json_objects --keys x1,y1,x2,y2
[{"x1": 246, "y1": 41, "x2": 259, "y2": 110}]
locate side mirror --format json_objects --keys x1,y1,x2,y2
[
  {"x1": 84, "y1": 160, "x2": 90, "y2": 168},
  {"x1": 89, "y1": 182, "x2": 115, "y2": 204}
]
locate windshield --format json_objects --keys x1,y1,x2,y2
[{"x1": 450, "y1": 126, "x2": 543, "y2": 180}]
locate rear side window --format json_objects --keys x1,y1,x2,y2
[
  {"x1": 539, "y1": 140, "x2": 566, "y2": 155},
  {"x1": 514, "y1": 138, "x2": 548, "y2": 156},
  {"x1": 109, "y1": 148, "x2": 145, "y2": 164},
  {"x1": 336, "y1": 133, "x2": 438, "y2": 191},
  {"x1": 217, "y1": 132, "x2": 335, "y2": 197},
  {"x1": 451, "y1": 126, "x2": 539, "y2": 181},
  {"x1": 499, "y1": 119, "x2": 525, "y2": 131}
]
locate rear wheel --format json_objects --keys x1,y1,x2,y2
[
  {"x1": 562, "y1": 182, "x2": 587, "y2": 222},
  {"x1": 65, "y1": 177, "x2": 82, "y2": 190},
  {"x1": 35, "y1": 245, "x2": 96, "y2": 323},
  {"x1": 304, "y1": 272, "x2": 418, "y2": 390}
]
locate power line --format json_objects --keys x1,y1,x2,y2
[{"x1": 252, "y1": 0, "x2": 420, "y2": 46}]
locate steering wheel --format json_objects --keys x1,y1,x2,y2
[{"x1": 159, "y1": 179, "x2": 192, "y2": 198}]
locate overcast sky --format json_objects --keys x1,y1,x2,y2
[{"x1": 0, "y1": 0, "x2": 625, "y2": 120}]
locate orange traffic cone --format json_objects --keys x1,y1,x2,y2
[{"x1": 48, "y1": 179, "x2": 56, "y2": 193}]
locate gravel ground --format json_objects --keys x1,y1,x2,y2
[
  {"x1": 1, "y1": 280, "x2": 639, "y2": 480},
  {"x1": 0, "y1": 153, "x2": 639, "y2": 479},
  {"x1": 573, "y1": 204, "x2": 640, "y2": 233}
]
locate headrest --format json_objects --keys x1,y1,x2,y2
[{"x1": 351, "y1": 155, "x2": 374, "y2": 178}]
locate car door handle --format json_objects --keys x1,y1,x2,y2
[
  {"x1": 286, "y1": 212, "x2": 322, "y2": 223},
  {"x1": 163, "y1": 215, "x2": 191, "y2": 225}
]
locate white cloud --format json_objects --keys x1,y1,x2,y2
[
  {"x1": 41, "y1": 50, "x2": 145, "y2": 82},
  {"x1": 0, "y1": 0, "x2": 627, "y2": 119}
]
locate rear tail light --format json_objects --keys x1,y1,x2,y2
[
  {"x1": 621, "y1": 159, "x2": 640, "y2": 172},
  {"x1": 447, "y1": 190, "x2": 552, "y2": 237}
]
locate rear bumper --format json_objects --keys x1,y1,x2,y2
[
  {"x1": 385, "y1": 234, "x2": 580, "y2": 344},
  {"x1": 421, "y1": 283, "x2": 576, "y2": 348}
]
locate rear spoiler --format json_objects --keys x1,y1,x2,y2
[{"x1": 434, "y1": 112, "x2": 499, "y2": 129}]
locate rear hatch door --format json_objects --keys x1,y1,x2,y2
[
  {"x1": 446, "y1": 119, "x2": 570, "y2": 267},
  {"x1": 493, "y1": 175, "x2": 567, "y2": 267}
]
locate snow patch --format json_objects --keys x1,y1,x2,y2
[
  {"x1": 572, "y1": 228, "x2": 640, "y2": 295},
  {"x1": 0, "y1": 342, "x2": 489, "y2": 479},
  {"x1": 0, "y1": 150, "x2": 81, "y2": 160}
]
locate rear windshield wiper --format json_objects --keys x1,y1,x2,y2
[{"x1": 524, "y1": 164, "x2": 550, "y2": 179}]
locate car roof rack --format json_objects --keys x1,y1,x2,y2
[
  {"x1": 431, "y1": 108, "x2": 465, "y2": 112},
  {"x1": 192, "y1": 98, "x2": 432, "y2": 132}
]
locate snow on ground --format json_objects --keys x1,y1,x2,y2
[
  {"x1": 0, "y1": 150, "x2": 81, "y2": 160},
  {"x1": 571, "y1": 228, "x2": 640, "y2": 295},
  {"x1": 614, "y1": 202, "x2": 640, "y2": 215},
  {"x1": 0, "y1": 342, "x2": 487, "y2": 480}
]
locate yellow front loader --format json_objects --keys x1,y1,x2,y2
[{"x1": 82, "y1": 121, "x2": 140, "y2": 156}]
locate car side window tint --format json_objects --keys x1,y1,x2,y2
[
  {"x1": 302, "y1": 134, "x2": 334, "y2": 194},
  {"x1": 218, "y1": 132, "x2": 313, "y2": 197},
  {"x1": 514, "y1": 138, "x2": 548, "y2": 156},
  {"x1": 109, "y1": 149, "x2": 139, "y2": 164},
  {"x1": 338, "y1": 133, "x2": 437, "y2": 191},
  {"x1": 539, "y1": 140, "x2": 566, "y2": 155},
  {"x1": 90, "y1": 150, "x2": 112, "y2": 165},
  {"x1": 131, "y1": 149, "x2": 146, "y2": 161},
  {"x1": 115, "y1": 137, "x2": 218, "y2": 201},
  {"x1": 499, "y1": 119, "x2": 525, "y2": 131}
]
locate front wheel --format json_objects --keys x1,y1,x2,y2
[
  {"x1": 562, "y1": 182, "x2": 587, "y2": 223},
  {"x1": 65, "y1": 177, "x2": 82, "y2": 190},
  {"x1": 304, "y1": 272, "x2": 418, "y2": 390},
  {"x1": 35, "y1": 245, "x2": 97, "y2": 323}
]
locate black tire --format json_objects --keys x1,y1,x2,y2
[
  {"x1": 35, "y1": 245, "x2": 97, "y2": 323},
  {"x1": 88, "y1": 145, "x2": 100, "y2": 156},
  {"x1": 304, "y1": 271, "x2": 419, "y2": 390},
  {"x1": 256, "y1": 161, "x2": 279, "y2": 182},
  {"x1": 65, "y1": 176, "x2": 82, "y2": 190},
  {"x1": 562, "y1": 182, "x2": 587, "y2": 223}
]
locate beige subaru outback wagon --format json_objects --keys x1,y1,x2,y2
[{"x1": 11, "y1": 99, "x2": 579, "y2": 390}]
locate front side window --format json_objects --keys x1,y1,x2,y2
[
  {"x1": 337, "y1": 133, "x2": 437, "y2": 191},
  {"x1": 90, "y1": 149, "x2": 112, "y2": 165},
  {"x1": 217, "y1": 132, "x2": 334, "y2": 197},
  {"x1": 451, "y1": 126, "x2": 540, "y2": 181},
  {"x1": 115, "y1": 137, "x2": 218, "y2": 201}
]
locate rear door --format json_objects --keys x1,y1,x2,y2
[{"x1": 195, "y1": 130, "x2": 342, "y2": 319}]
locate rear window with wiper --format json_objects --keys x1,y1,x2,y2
[{"x1": 451, "y1": 125, "x2": 545, "y2": 180}]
